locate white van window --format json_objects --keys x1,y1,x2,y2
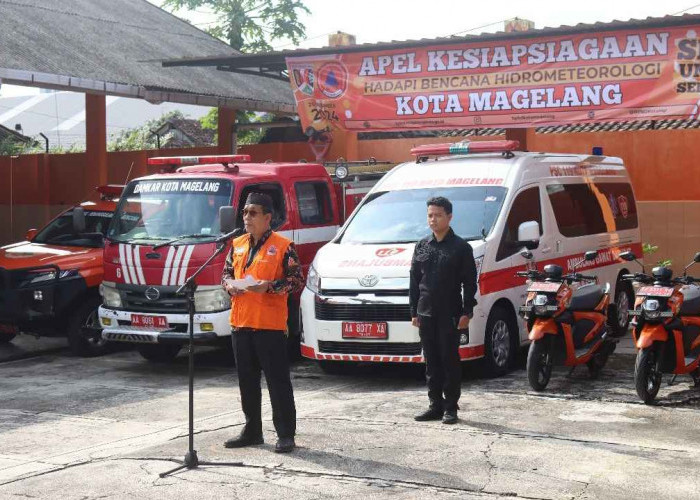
[
  {"x1": 339, "y1": 186, "x2": 507, "y2": 244},
  {"x1": 496, "y1": 186, "x2": 542, "y2": 262},
  {"x1": 546, "y1": 182, "x2": 637, "y2": 237}
]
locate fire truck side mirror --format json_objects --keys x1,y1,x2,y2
[
  {"x1": 219, "y1": 206, "x2": 237, "y2": 234},
  {"x1": 72, "y1": 207, "x2": 86, "y2": 234},
  {"x1": 25, "y1": 228, "x2": 38, "y2": 241}
]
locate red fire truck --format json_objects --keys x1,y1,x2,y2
[{"x1": 98, "y1": 154, "x2": 386, "y2": 362}]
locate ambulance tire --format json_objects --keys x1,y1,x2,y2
[
  {"x1": 66, "y1": 297, "x2": 110, "y2": 357},
  {"x1": 137, "y1": 344, "x2": 181, "y2": 362},
  {"x1": 0, "y1": 333, "x2": 16, "y2": 343},
  {"x1": 613, "y1": 279, "x2": 634, "y2": 336},
  {"x1": 483, "y1": 305, "x2": 517, "y2": 378}
]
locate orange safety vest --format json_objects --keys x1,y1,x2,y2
[{"x1": 229, "y1": 231, "x2": 291, "y2": 331}]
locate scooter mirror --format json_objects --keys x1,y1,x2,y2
[
  {"x1": 618, "y1": 251, "x2": 636, "y2": 262},
  {"x1": 219, "y1": 206, "x2": 237, "y2": 234},
  {"x1": 584, "y1": 250, "x2": 598, "y2": 261},
  {"x1": 694, "y1": 252, "x2": 700, "y2": 263},
  {"x1": 72, "y1": 207, "x2": 86, "y2": 234}
]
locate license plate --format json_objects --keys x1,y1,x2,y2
[
  {"x1": 131, "y1": 314, "x2": 169, "y2": 329},
  {"x1": 637, "y1": 286, "x2": 674, "y2": 297},
  {"x1": 342, "y1": 322, "x2": 388, "y2": 339},
  {"x1": 528, "y1": 282, "x2": 561, "y2": 293}
]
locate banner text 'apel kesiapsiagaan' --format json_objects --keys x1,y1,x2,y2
[{"x1": 286, "y1": 25, "x2": 700, "y2": 133}]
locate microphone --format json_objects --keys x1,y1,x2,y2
[{"x1": 215, "y1": 227, "x2": 245, "y2": 244}]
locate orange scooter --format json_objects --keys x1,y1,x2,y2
[
  {"x1": 518, "y1": 250, "x2": 618, "y2": 391},
  {"x1": 620, "y1": 251, "x2": 700, "y2": 404}
]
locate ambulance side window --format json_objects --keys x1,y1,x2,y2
[
  {"x1": 295, "y1": 182, "x2": 333, "y2": 225},
  {"x1": 546, "y1": 183, "x2": 606, "y2": 237},
  {"x1": 237, "y1": 183, "x2": 286, "y2": 229},
  {"x1": 496, "y1": 187, "x2": 542, "y2": 262}
]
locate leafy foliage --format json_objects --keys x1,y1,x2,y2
[
  {"x1": 199, "y1": 109, "x2": 273, "y2": 144},
  {"x1": 643, "y1": 242, "x2": 672, "y2": 267},
  {"x1": 162, "y1": 0, "x2": 310, "y2": 52},
  {"x1": 108, "y1": 111, "x2": 187, "y2": 152}
]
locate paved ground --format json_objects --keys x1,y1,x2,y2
[{"x1": 0, "y1": 335, "x2": 699, "y2": 499}]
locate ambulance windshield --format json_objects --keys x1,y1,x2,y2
[
  {"x1": 340, "y1": 186, "x2": 507, "y2": 244},
  {"x1": 107, "y1": 178, "x2": 233, "y2": 243}
]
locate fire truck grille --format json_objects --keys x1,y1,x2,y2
[
  {"x1": 314, "y1": 302, "x2": 411, "y2": 322},
  {"x1": 120, "y1": 287, "x2": 188, "y2": 313},
  {"x1": 318, "y1": 341, "x2": 422, "y2": 356}
]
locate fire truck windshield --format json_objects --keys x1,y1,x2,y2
[
  {"x1": 106, "y1": 178, "x2": 233, "y2": 243},
  {"x1": 339, "y1": 186, "x2": 507, "y2": 244}
]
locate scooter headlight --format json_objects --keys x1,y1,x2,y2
[{"x1": 642, "y1": 299, "x2": 660, "y2": 319}]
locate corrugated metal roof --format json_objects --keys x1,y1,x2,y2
[
  {"x1": 0, "y1": 0, "x2": 294, "y2": 112},
  {"x1": 163, "y1": 13, "x2": 700, "y2": 70}
]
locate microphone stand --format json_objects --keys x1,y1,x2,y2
[{"x1": 159, "y1": 229, "x2": 243, "y2": 477}]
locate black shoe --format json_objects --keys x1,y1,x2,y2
[
  {"x1": 414, "y1": 408, "x2": 443, "y2": 421},
  {"x1": 223, "y1": 432, "x2": 264, "y2": 448},
  {"x1": 442, "y1": 410, "x2": 458, "y2": 425},
  {"x1": 275, "y1": 437, "x2": 295, "y2": 453}
]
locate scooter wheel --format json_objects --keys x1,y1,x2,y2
[
  {"x1": 527, "y1": 339, "x2": 553, "y2": 391},
  {"x1": 635, "y1": 347, "x2": 662, "y2": 404}
]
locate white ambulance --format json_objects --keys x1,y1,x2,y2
[{"x1": 299, "y1": 140, "x2": 642, "y2": 375}]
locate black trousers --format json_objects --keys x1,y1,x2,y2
[
  {"x1": 231, "y1": 328, "x2": 296, "y2": 439},
  {"x1": 418, "y1": 314, "x2": 461, "y2": 411}
]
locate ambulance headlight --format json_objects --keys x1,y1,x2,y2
[
  {"x1": 306, "y1": 264, "x2": 321, "y2": 294},
  {"x1": 99, "y1": 281, "x2": 122, "y2": 308},
  {"x1": 195, "y1": 287, "x2": 231, "y2": 312}
]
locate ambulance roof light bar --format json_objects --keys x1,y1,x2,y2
[
  {"x1": 147, "y1": 154, "x2": 251, "y2": 166},
  {"x1": 411, "y1": 140, "x2": 520, "y2": 162}
]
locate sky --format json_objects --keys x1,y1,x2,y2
[{"x1": 2, "y1": 0, "x2": 700, "y2": 97}]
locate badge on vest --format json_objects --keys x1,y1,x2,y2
[
  {"x1": 267, "y1": 245, "x2": 278, "y2": 256},
  {"x1": 234, "y1": 247, "x2": 246, "y2": 255}
]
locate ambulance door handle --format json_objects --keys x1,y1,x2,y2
[{"x1": 540, "y1": 245, "x2": 551, "y2": 254}]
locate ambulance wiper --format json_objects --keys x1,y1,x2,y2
[{"x1": 152, "y1": 234, "x2": 213, "y2": 250}]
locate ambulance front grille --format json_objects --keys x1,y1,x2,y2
[
  {"x1": 314, "y1": 302, "x2": 411, "y2": 322},
  {"x1": 318, "y1": 341, "x2": 421, "y2": 355}
]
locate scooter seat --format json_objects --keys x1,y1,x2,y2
[
  {"x1": 680, "y1": 286, "x2": 700, "y2": 316},
  {"x1": 568, "y1": 284, "x2": 605, "y2": 311}
]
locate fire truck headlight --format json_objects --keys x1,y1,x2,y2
[
  {"x1": 306, "y1": 264, "x2": 321, "y2": 294},
  {"x1": 99, "y1": 282, "x2": 122, "y2": 308},
  {"x1": 195, "y1": 287, "x2": 231, "y2": 312}
]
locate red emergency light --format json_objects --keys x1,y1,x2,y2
[
  {"x1": 147, "y1": 154, "x2": 251, "y2": 166},
  {"x1": 410, "y1": 140, "x2": 520, "y2": 157},
  {"x1": 95, "y1": 184, "x2": 124, "y2": 199}
]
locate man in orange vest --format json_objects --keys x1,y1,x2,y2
[{"x1": 221, "y1": 192, "x2": 304, "y2": 453}]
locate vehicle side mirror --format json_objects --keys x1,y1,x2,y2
[
  {"x1": 584, "y1": 250, "x2": 598, "y2": 261},
  {"x1": 25, "y1": 228, "x2": 38, "y2": 241},
  {"x1": 516, "y1": 220, "x2": 540, "y2": 250},
  {"x1": 72, "y1": 207, "x2": 86, "y2": 234},
  {"x1": 219, "y1": 206, "x2": 237, "y2": 234},
  {"x1": 619, "y1": 251, "x2": 636, "y2": 262}
]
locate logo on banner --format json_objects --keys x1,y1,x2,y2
[
  {"x1": 291, "y1": 65, "x2": 315, "y2": 96},
  {"x1": 375, "y1": 248, "x2": 405, "y2": 258},
  {"x1": 317, "y1": 62, "x2": 348, "y2": 98}
]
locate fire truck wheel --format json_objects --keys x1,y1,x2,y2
[
  {"x1": 66, "y1": 297, "x2": 109, "y2": 357},
  {"x1": 483, "y1": 305, "x2": 517, "y2": 377},
  {"x1": 0, "y1": 333, "x2": 16, "y2": 343},
  {"x1": 137, "y1": 344, "x2": 181, "y2": 362}
]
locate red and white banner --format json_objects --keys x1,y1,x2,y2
[{"x1": 286, "y1": 24, "x2": 700, "y2": 133}]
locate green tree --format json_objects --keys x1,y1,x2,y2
[
  {"x1": 162, "y1": 0, "x2": 310, "y2": 52},
  {"x1": 199, "y1": 109, "x2": 273, "y2": 145},
  {"x1": 108, "y1": 111, "x2": 188, "y2": 152}
]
